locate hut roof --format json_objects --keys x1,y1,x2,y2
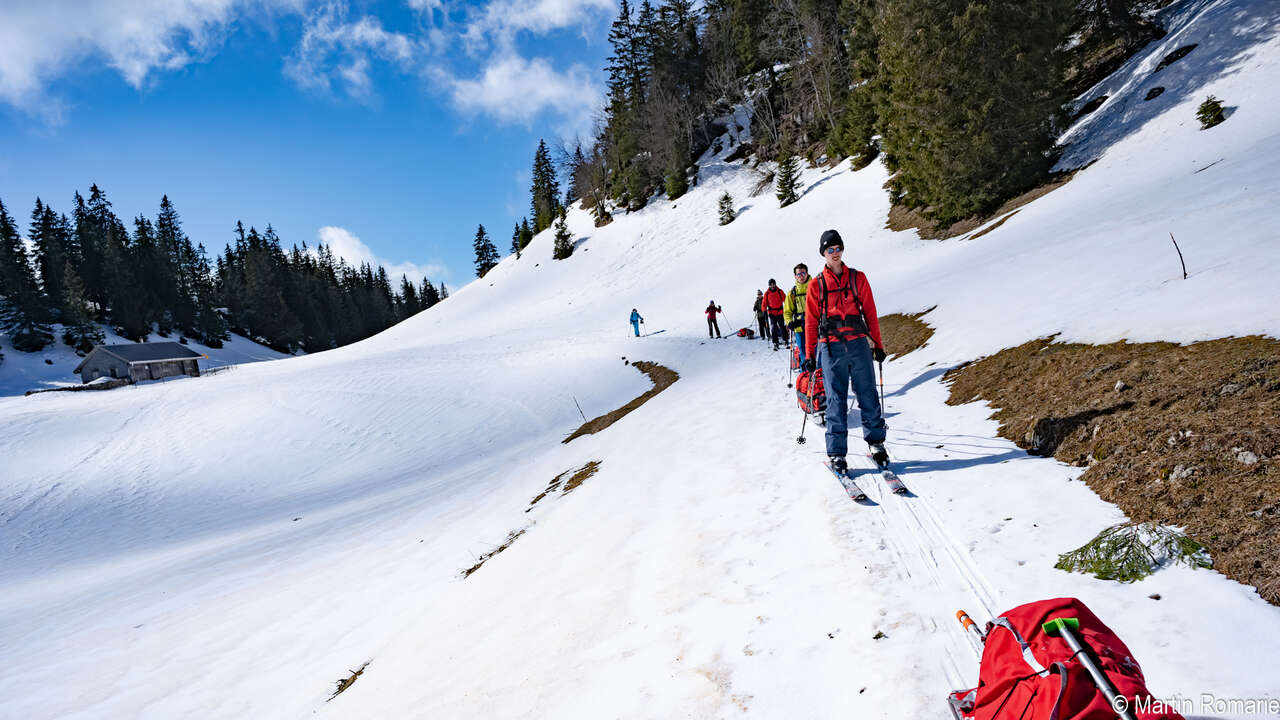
[{"x1": 75, "y1": 342, "x2": 204, "y2": 374}]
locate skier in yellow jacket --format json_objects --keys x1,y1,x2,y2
[{"x1": 783, "y1": 263, "x2": 812, "y2": 364}]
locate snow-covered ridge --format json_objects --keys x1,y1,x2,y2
[{"x1": 2, "y1": 1, "x2": 1278, "y2": 717}]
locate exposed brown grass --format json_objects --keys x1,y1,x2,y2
[
  {"x1": 969, "y1": 210, "x2": 1021, "y2": 241},
  {"x1": 887, "y1": 172, "x2": 1077, "y2": 241},
  {"x1": 461, "y1": 527, "x2": 528, "y2": 579},
  {"x1": 563, "y1": 361, "x2": 679, "y2": 443},
  {"x1": 561, "y1": 461, "x2": 601, "y2": 495},
  {"x1": 527, "y1": 460, "x2": 602, "y2": 511},
  {"x1": 527, "y1": 469, "x2": 570, "y2": 511},
  {"x1": 879, "y1": 309, "x2": 936, "y2": 360},
  {"x1": 328, "y1": 662, "x2": 369, "y2": 702},
  {"x1": 945, "y1": 336, "x2": 1280, "y2": 604}
]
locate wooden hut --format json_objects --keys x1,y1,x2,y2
[{"x1": 74, "y1": 342, "x2": 205, "y2": 384}]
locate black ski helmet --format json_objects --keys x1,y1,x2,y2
[{"x1": 819, "y1": 229, "x2": 843, "y2": 255}]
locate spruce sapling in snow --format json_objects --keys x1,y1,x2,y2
[
  {"x1": 553, "y1": 207, "x2": 574, "y2": 260},
  {"x1": 718, "y1": 192, "x2": 736, "y2": 225},
  {"x1": 1197, "y1": 96, "x2": 1226, "y2": 129},
  {"x1": 473, "y1": 224, "x2": 499, "y2": 278},
  {"x1": 511, "y1": 224, "x2": 522, "y2": 259},
  {"x1": 775, "y1": 137, "x2": 801, "y2": 208}
]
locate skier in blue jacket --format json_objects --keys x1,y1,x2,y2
[{"x1": 630, "y1": 308, "x2": 645, "y2": 337}]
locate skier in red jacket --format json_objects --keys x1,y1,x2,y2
[
  {"x1": 802, "y1": 229, "x2": 888, "y2": 472},
  {"x1": 705, "y1": 300, "x2": 723, "y2": 338},
  {"x1": 762, "y1": 279, "x2": 788, "y2": 351}
]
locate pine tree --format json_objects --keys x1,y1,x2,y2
[
  {"x1": 191, "y1": 244, "x2": 227, "y2": 347},
  {"x1": 876, "y1": 0, "x2": 1075, "y2": 224},
  {"x1": 552, "y1": 207, "x2": 574, "y2": 260},
  {"x1": 29, "y1": 198, "x2": 69, "y2": 319},
  {"x1": 718, "y1": 192, "x2": 736, "y2": 225},
  {"x1": 664, "y1": 142, "x2": 689, "y2": 200},
  {"x1": 473, "y1": 224, "x2": 499, "y2": 278},
  {"x1": 0, "y1": 198, "x2": 54, "y2": 351},
  {"x1": 775, "y1": 134, "x2": 802, "y2": 207},
  {"x1": 530, "y1": 140, "x2": 562, "y2": 233},
  {"x1": 398, "y1": 275, "x2": 421, "y2": 318},
  {"x1": 1197, "y1": 96, "x2": 1226, "y2": 129},
  {"x1": 103, "y1": 218, "x2": 149, "y2": 341},
  {"x1": 155, "y1": 195, "x2": 198, "y2": 334},
  {"x1": 421, "y1": 278, "x2": 441, "y2": 308},
  {"x1": 519, "y1": 218, "x2": 534, "y2": 250},
  {"x1": 60, "y1": 262, "x2": 103, "y2": 353},
  {"x1": 510, "y1": 224, "x2": 522, "y2": 259}
]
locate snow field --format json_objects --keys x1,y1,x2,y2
[{"x1": 3, "y1": 1, "x2": 1280, "y2": 716}]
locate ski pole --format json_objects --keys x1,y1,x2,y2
[
  {"x1": 956, "y1": 610, "x2": 986, "y2": 642},
  {"x1": 796, "y1": 410, "x2": 808, "y2": 444},
  {"x1": 878, "y1": 359, "x2": 885, "y2": 410},
  {"x1": 1043, "y1": 618, "x2": 1137, "y2": 720}
]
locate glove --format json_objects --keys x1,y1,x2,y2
[
  {"x1": 801, "y1": 359, "x2": 816, "y2": 373},
  {"x1": 787, "y1": 320, "x2": 801, "y2": 331},
  {"x1": 873, "y1": 347, "x2": 887, "y2": 363}
]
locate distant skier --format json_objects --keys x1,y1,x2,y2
[
  {"x1": 783, "y1": 263, "x2": 811, "y2": 363},
  {"x1": 802, "y1": 229, "x2": 888, "y2": 472},
  {"x1": 705, "y1": 300, "x2": 723, "y2": 338},
  {"x1": 762, "y1": 279, "x2": 788, "y2": 351},
  {"x1": 753, "y1": 290, "x2": 770, "y2": 342},
  {"x1": 630, "y1": 308, "x2": 645, "y2": 337}
]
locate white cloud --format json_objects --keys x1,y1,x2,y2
[
  {"x1": 449, "y1": 54, "x2": 601, "y2": 126},
  {"x1": 285, "y1": 3, "x2": 426, "y2": 100},
  {"x1": 0, "y1": 0, "x2": 293, "y2": 115},
  {"x1": 464, "y1": 0, "x2": 615, "y2": 50},
  {"x1": 317, "y1": 226, "x2": 448, "y2": 283}
]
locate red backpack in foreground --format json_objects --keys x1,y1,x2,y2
[
  {"x1": 796, "y1": 367, "x2": 825, "y2": 415},
  {"x1": 950, "y1": 598, "x2": 1183, "y2": 720},
  {"x1": 737, "y1": 327, "x2": 755, "y2": 338}
]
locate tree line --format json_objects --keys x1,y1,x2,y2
[
  {"x1": 549, "y1": 0, "x2": 1161, "y2": 227},
  {"x1": 0, "y1": 186, "x2": 447, "y2": 356}
]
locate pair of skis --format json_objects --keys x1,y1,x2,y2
[{"x1": 824, "y1": 451, "x2": 908, "y2": 503}]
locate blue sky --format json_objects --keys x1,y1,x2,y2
[{"x1": 0, "y1": 0, "x2": 617, "y2": 286}]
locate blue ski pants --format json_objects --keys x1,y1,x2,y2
[
  {"x1": 632, "y1": 320, "x2": 641, "y2": 336},
  {"x1": 818, "y1": 337, "x2": 886, "y2": 457}
]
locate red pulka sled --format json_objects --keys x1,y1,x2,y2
[{"x1": 950, "y1": 598, "x2": 1184, "y2": 720}]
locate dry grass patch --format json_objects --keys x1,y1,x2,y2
[
  {"x1": 887, "y1": 171, "x2": 1077, "y2": 240},
  {"x1": 563, "y1": 361, "x2": 679, "y2": 443},
  {"x1": 879, "y1": 309, "x2": 936, "y2": 359},
  {"x1": 461, "y1": 527, "x2": 528, "y2": 579},
  {"x1": 945, "y1": 335, "x2": 1280, "y2": 604},
  {"x1": 561, "y1": 461, "x2": 601, "y2": 495},
  {"x1": 328, "y1": 662, "x2": 369, "y2": 702},
  {"x1": 527, "y1": 461, "x2": 602, "y2": 511}
]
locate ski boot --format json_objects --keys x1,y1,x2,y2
[{"x1": 869, "y1": 443, "x2": 889, "y2": 467}]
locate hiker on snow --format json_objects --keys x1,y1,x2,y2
[
  {"x1": 762, "y1": 279, "x2": 788, "y2": 351},
  {"x1": 783, "y1": 263, "x2": 811, "y2": 363},
  {"x1": 753, "y1": 290, "x2": 770, "y2": 342},
  {"x1": 630, "y1": 308, "x2": 645, "y2": 337},
  {"x1": 705, "y1": 300, "x2": 724, "y2": 338},
  {"x1": 802, "y1": 229, "x2": 889, "y2": 471}
]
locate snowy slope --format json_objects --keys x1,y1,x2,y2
[
  {"x1": 3, "y1": 1, "x2": 1279, "y2": 718},
  {"x1": 0, "y1": 324, "x2": 290, "y2": 397}
]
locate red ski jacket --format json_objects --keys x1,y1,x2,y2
[
  {"x1": 804, "y1": 263, "x2": 882, "y2": 361},
  {"x1": 705, "y1": 304, "x2": 722, "y2": 319},
  {"x1": 762, "y1": 287, "x2": 786, "y2": 316}
]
